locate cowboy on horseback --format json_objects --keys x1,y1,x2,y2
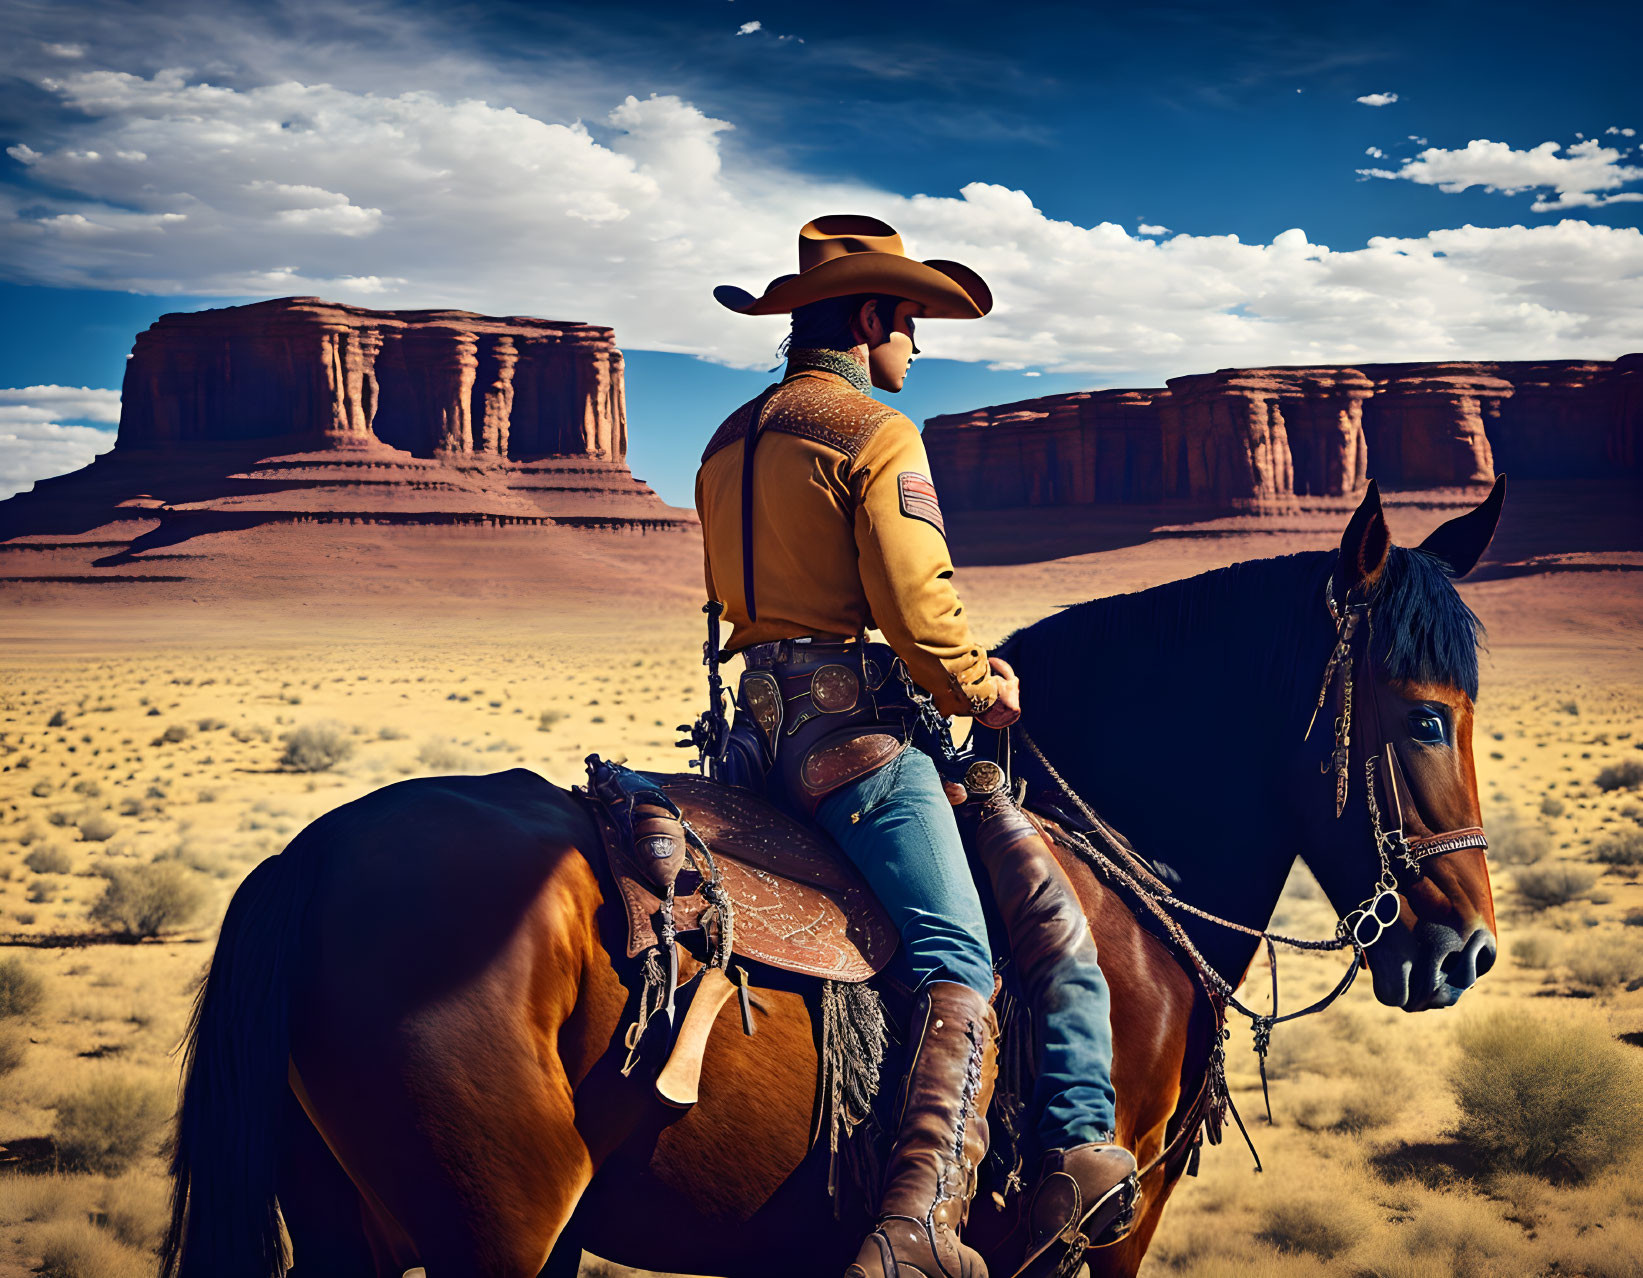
[{"x1": 697, "y1": 215, "x2": 1137, "y2": 1278}]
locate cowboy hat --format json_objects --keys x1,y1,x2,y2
[{"x1": 714, "y1": 214, "x2": 993, "y2": 320}]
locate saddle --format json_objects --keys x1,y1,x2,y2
[{"x1": 588, "y1": 769, "x2": 899, "y2": 983}]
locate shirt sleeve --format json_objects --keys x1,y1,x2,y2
[{"x1": 850, "y1": 413, "x2": 997, "y2": 717}]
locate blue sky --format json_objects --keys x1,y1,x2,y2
[{"x1": 1, "y1": 0, "x2": 1640, "y2": 504}]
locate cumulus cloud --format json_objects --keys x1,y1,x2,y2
[
  {"x1": 1137, "y1": 223, "x2": 1169, "y2": 236},
  {"x1": 2, "y1": 69, "x2": 1641, "y2": 379},
  {"x1": 1358, "y1": 136, "x2": 1643, "y2": 212},
  {"x1": 0, "y1": 387, "x2": 120, "y2": 500},
  {"x1": 736, "y1": 21, "x2": 761, "y2": 35},
  {"x1": 1607, "y1": 126, "x2": 1637, "y2": 138},
  {"x1": 1356, "y1": 92, "x2": 1399, "y2": 106},
  {"x1": 1365, "y1": 146, "x2": 1384, "y2": 158}
]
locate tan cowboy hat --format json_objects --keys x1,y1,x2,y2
[{"x1": 714, "y1": 214, "x2": 993, "y2": 319}]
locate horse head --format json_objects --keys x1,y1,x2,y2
[{"x1": 1294, "y1": 478, "x2": 1504, "y2": 1012}]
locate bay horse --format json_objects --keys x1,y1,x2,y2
[{"x1": 161, "y1": 481, "x2": 1502, "y2": 1278}]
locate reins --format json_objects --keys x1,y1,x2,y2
[{"x1": 1007, "y1": 571, "x2": 1489, "y2": 1177}]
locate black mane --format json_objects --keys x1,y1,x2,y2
[{"x1": 1000, "y1": 545, "x2": 1484, "y2": 721}]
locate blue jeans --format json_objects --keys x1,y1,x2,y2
[
  {"x1": 814, "y1": 747, "x2": 995, "y2": 999},
  {"x1": 813, "y1": 746, "x2": 1117, "y2": 1148}
]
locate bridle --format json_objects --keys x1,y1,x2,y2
[
  {"x1": 1306, "y1": 573, "x2": 1489, "y2": 949},
  {"x1": 1008, "y1": 567, "x2": 1494, "y2": 1170}
]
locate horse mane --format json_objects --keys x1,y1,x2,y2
[{"x1": 999, "y1": 544, "x2": 1484, "y2": 720}]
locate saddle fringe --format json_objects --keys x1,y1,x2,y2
[{"x1": 821, "y1": 979, "x2": 889, "y2": 1218}]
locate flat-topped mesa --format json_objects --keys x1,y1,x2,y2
[
  {"x1": 117, "y1": 298, "x2": 627, "y2": 460},
  {"x1": 924, "y1": 356, "x2": 1641, "y2": 510}
]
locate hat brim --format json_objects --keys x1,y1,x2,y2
[{"x1": 715, "y1": 251, "x2": 992, "y2": 319}]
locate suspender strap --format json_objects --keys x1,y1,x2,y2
[{"x1": 740, "y1": 383, "x2": 782, "y2": 623}]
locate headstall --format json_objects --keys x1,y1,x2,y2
[{"x1": 1306, "y1": 574, "x2": 1489, "y2": 948}]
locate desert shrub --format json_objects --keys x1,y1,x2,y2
[
  {"x1": 1595, "y1": 760, "x2": 1643, "y2": 792},
  {"x1": 77, "y1": 812, "x2": 118, "y2": 843},
  {"x1": 1509, "y1": 932, "x2": 1559, "y2": 969},
  {"x1": 1377, "y1": 1193, "x2": 1521, "y2": 1278},
  {"x1": 88, "y1": 861, "x2": 206, "y2": 939},
  {"x1": 24, "y1": 845, "x2": 73, "y2": 875},
  {"x1": 537, "y1": 709, "x2": 566, "y2": 732},
  {"x1": 47, "y1": 709, "x2": 67, "y2": 727},
  {"x1": 230, "y1": 723, "x2": 270, "y2": 743},
  {"x1": 195, "y1": 717, "x2": 227, "y2": 732},
  {"x1": 1490, "y1": 820, "x2": 1550, "y2": 866},
  {"x1": 1451, "y1": 1010, "x2": 1643, "y2": 1177},
  {"x1": 52, "y1": 1076, "x2": 172, "y2": 1174},
  {"x1": 153, "y1": 723, "x2": 190, "y2": 745},
  {"x1": 31, "y1": 780, "x2": 54, "y2": 797},
  {"x1": 1514, "y1": 864, "x2": 1595, "y2": 910},
  {"x1": 1292, "y1": 1066, "x2": 1405, "y2": 1134},
  {"x1": 34, "y1": 1217, "x2": 152, "y2": 1278},
  {"x1": 0, "y1": 1023, "x2": 27, "y2": 1076},
  {"x1": 97, "y1": 1172, "x2": 168, "y2": 1250},
  {"x1": 1540, "y1": 795, "x2": 1566, "y2": 818},
  {"x1": 376, "y1": 725, "x2": 407, "y2": 740},
  {"x1": 278, "y1": 721, "x2": 355, "y2": 772},
  {"x1": 1592, "y1": 829, "x2": 1643, "y2": 867},
  {"x1": 1256, "y1": 1193, "x2": 1367, "y2": 1259},
  {"x1": 416, "y1": 737, "x2": 477, "y2": 773},
  {"x1": 1565, "y1": 937, "x2": 1643, "y2": 991},
  {"x1": 26, "y1": 879, "x2": 54, "y2": 904}
]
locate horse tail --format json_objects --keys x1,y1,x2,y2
[{"x1": 160, "y1": 826, "x2": 321, "y2": 1278}]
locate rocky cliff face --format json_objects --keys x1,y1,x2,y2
[
  {"x1": 925, "y1": 356, "x2": 1641, "y2": 509},
  {"x1": 117, "y1": 298, "x2": 627, "y2": 460},
  {"x1": 0, "y1": 298, "x2": 689, "y2": 548}
]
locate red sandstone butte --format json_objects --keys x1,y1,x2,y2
[
  {"x1": 925, "y1": 357, "x2": 1642, "y2": 510},
  {"x1": 0, "y1": 298, "x2": 693, "y2": 546}
]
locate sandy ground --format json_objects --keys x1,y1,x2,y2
[{"x1": 1, "y1": 477, "x2": 1640, "y2": 1276}]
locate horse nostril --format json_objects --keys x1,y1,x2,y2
[{"x1": 1475, "y1": 942, "x2": 1496, "y2": 978}]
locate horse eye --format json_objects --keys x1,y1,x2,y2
[{"x1": 1408, "y1": 710, "x2": 1446, "y2": 744}]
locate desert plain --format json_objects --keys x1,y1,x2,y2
[{"x1": 1, "y1": 478, "x2": 1640, "y2": 1277}]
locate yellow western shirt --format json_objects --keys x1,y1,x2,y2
[{"x1": 694, "y1": 365, "x2": 998, "y2": 717}]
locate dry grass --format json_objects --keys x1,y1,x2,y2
[
  {"x1": 32, "y1": 1218, "x2": 152, "y2": 1278},
  {"x1": 86, "y1": 861, "x2": 207, "y2": 939},
  {"x1": 52, "y1": 1076, "x2": 174, "y2": 1175},
  {"x1": 0, "y1": 956, "x2": 46, "y2": 1019},
  {"x1": 1513, "y1": 864, "x2": 1596, "y2": 910},
  {"x1": 1450, "y1": 1010, "x2": 1643, "y2": 1178},
  {"x1": 278, "y1": 720, "x2": 356, "y2": 773}
]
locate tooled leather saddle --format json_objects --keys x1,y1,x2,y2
[{"x1": 588, "y1": 771, "x2": 898, "y2": 983}]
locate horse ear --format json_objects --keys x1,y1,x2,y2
[
  {"x1": 1335, "y1": 479, "x2": 1391, "y2": 602},
  {"x1": 1416, "y1": 474, "x2": 1506, "y2": 578}
]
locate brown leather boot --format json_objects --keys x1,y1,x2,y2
[
  {"x1": 1013, "y1": 1141, "x2": 1138, "y2": 1278},
  {"x1": 845, "y1": 981, "x2": 999, "y2": 1278}
]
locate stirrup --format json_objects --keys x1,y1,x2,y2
[{"x1": 1011, "y1": 1143, "x2": 1138, "y2": 1278}]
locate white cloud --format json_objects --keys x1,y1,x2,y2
[
  {"x1": 0, "y1": 387, "x2": 120, "y2": 500},
  {"x1": 1357, "y1": 136, "x2": 1643, "y2": 211},
  {"x1": 1137, "y1": 223, "x2": 1169, "y2": 236},
  {"x1": 1, "y1": 70, "x2": 1641, "y2": 381},
  {"x1": 736, "y1": 20, "x2": 761, "y2": 35},
  {"x1": 1356, "y1": 92, "x2": 1399, "y2": 107},
  {"x1": 1365, "y1": 146, "x2": 1385, "y2": 159},
  {"x1": 41, "y1": 42, "x2": 85, "y2": 59},
  {"x1": 1606, "y1": 126, "x2": 1636, "y2": 138},
  {"x1": 0, "y1": 385, "x2": 122, "y2": 425}
]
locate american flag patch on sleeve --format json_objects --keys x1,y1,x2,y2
[{"x1": 897, "y1": 471, "x2": 946, "y2": 537}]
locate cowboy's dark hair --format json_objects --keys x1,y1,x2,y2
[{"x1": 785, "y1": 292, "x2": 907, "y2": 354}]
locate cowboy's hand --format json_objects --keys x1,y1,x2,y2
[{"x1": 977, "y1": 657, "x2": 1021, "y2": 729}]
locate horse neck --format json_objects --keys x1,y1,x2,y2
[{"x1": 1006, "y1": 553, "x2": 1335, "y2": 985}]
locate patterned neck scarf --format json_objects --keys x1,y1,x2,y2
[{"x1": 786, "y1": 347, "x2": 873, "y2": 396}]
